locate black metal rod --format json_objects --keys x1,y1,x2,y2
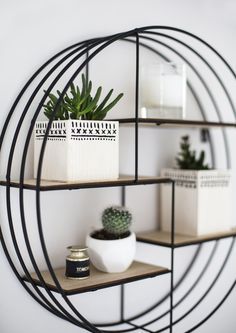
[
  {"x1": 129, "y1": 35, "x2": 218, "y2": 167},
  {"x1": 120, "y1": 185, "x2": 126, "y2": 321},
  {"x1": 14, "y1": 30, "x2": 130, "y2": 332},
  {"x1": 170, "y1": 181, "x2": 175, "y2": 332},
  {"x1": 4, "y1": 42, "x2": 100, "y2": 325},
  {"x1": 8, "y1": 36, "x2": 107, "y2": 331},
  {"x1": 34, "y1": 29, "x2": 140, "y2": 197},
  {"x1": 24, "y1": 40, "x2": 106, "y2": 332},
  {"x1": 185, "y1": 260, "x2": 236, "y2": 332},
  {"x1": 120, "y1": 285, "x2": 125, "y2": 322},
  {"x1": 126, "y1": 321, "x2": 154, "y2": 333},
  {"x1": 2, "y1": 41, "x2": 101, "y2": 321},
  {"x1": 86, "y1": 49, "x2": 90, "y2": 81},
  {"x1": 125, "y1": 36, "x2": 213, "y2": 116},
  {"x1": 114, "y1": 240, "x2": 233, "y2": 333},
  {"x1": 95, "y1": 232, "x2": 234, "y2": 332},
  {"x1": 0, "y1": 38, "x2": 99, "y2": 152},
  {"x1": 134, "y1": 32, "x2": 140, "y2": 181},
  {"x1": 5, "y1": 184, "x2": 84, "y2": 326},
  {"x1": 123, "y1": 36, "x2": 217, "y2": 168},
  {"x1": 117, "y1": 118, "x2": 235, "y2": 127},
  {"x1": 0, "y1": 228, "x2": 75, "y2": 323},
  {"x1": 134, "y1": 26, "x2": 236, "y2": 85},
  {"x1": 121, "y1": 186, "x2": 126, "y2": 206},
  {"x1": 33, "y1": 30, "x2": 142, "y2": 333},
  {"x1": 10, "y1": 40, "x2": 103, "y2": 328},
  {"x1": 32, "y1": 29, "x2": 170, "y2": 333},
  {"x1": 99, "y1": 239, "x2": 232, "y2": 333},
  {"x1": 154, "y1": 238, "x2": 236, "y2": 332},
  {"x1": 177, "y1": 238, "x2": 236, "y2": 331},
  {"x1": 0, "y1": 37, "x2": 101, "y2": 326},
  {"x1": 96, "y1": 29, "x2": 236, "y2": 332},
  {"x1": 96, "y1": 242, "x2": 203, "y2": 328},
  {"x1": 121, "y1": 33, "x2": 232, "y2": 330},
  {"x1": 141, "y1": 31, "x2": 236, "y2": 118},
  {"x1": 128, "y1": 242, "x2": 218, "y2": 328}
]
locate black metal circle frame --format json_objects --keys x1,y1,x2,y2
[{"x1": 0, "y1": 26, "x2": 236, "y2": 333}]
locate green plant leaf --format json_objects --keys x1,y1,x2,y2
[
  {"x1": 176, "y1": 135, "x2": 209, "y2": 170},
  {"x1": 92, "y1": 89, "x2": 114, "y2": 119},
  {"x1": 43, "y1": 74, "x2": 123, "y2": 121},
  {"x1": 76, "y1": 87, "x2": 102, "y2": 119},
  {"x1": 94, "y1": 93, "x2": 123, "y2": 120}
]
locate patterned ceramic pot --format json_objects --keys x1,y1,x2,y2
[{"x1": 34, "y1": 120, "x2": 119, "y2": 182}]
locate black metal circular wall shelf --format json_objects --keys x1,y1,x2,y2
[{"x1": 0, "y1": 26, "x2": 236, "y2": 333}]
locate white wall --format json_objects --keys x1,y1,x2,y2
[{"x1": 1, "y1": 0, "x2": 236, "y2": 332}]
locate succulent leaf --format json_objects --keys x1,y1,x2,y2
[
  {"x1": 43, "y1": 74, "x2": 123, "y2": 121},
  {"x1": 93, "y1": 92, "x2": 124, "y2": 120},
  {"x1": 176, "y1": 135, "x2": 209, "y2": 170}
]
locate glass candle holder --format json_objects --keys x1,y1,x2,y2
[
  {"x1": 65, "y1": 245, "x2": 90, "y2": 280},
  {"x1": 140, "y1": 62, "x2": 186, "y2": 119}
]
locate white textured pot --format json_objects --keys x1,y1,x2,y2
[
  {"x1": 86, "y1": 232, "x2": 136, "y2": 273},
  {"x1": 160, "y1": 168, "x2": 232, "y2": 236},
  {"x1": 34, "y1": 120, "x2": 119, "y2": 182}
]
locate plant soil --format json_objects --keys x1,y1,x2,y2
[{"x1": 90, "y1": 229, "x2": 130, "y2": 240}]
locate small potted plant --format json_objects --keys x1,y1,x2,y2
[
  {"x1": 86, "y1": 206, "x2": 136, "y2": 273},
  {"x1": 34, "y1": 74, "x2": 123, "y2": 182},
  {"x1": 160, "y1": 135, "x2": 232, "y2": 236}
]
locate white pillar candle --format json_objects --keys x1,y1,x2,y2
[
  {"x1": 140, "y1": 63, "x2": 186, "y2": 119},
  {"x1": 162, "y1": 73, "x2": 184, "y2": 107}
]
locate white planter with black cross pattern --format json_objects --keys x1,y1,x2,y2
[
  {"x1": 160, "y1": 168, "x2": 232, "y2": 236},
  {"x1": 34, "y1": 120, "x2": 119, "y2": 182}
]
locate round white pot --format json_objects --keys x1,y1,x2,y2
[{"x1": 86, "y1": 232, "x2": 136, "y2": 273}]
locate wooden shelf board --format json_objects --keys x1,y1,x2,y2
[
  {"x1": 0, "y1": 175, "x2": 172, "y2": 191},
  {"x1": 137, "y1": 228, "x2": 236, "y2": 248},
  {"x1": 26, "y1": 261, "x2": 170, "y2": 295},
  {"x1": 116, "y1": 118, "x2": 236, "y2": 128}
]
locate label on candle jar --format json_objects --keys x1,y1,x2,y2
[{"x1": 66, "y1": 258, "x2": 90, "y2": 279}]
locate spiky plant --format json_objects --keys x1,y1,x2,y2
[
  {"x1": 176, "y1": 135, "x2": 209, "y2": 170},
  {"x1": 43, "y1": 74, "x2": 123, "y2": 121},
  {"x1": 102, "y1": 206, "x2": 132, "y2": 238}
]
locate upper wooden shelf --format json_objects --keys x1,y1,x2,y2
[
  {"x1": 26, "y1": 261, "x2": 170, "y2": 295},
  {"x1": 115, "y1": 118, "x2": 236, "y2": 128},
  {"x1": 137, "y1": 228, "x2": 236, "y2": 248},
  {"x1": 0, "y1": 175, "x2": 172, "y2": 191}
]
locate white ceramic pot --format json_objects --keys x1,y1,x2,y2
[
  {"x1": 86, "y1": 232, "x2": 136, "y2": 273},
  {"x1": 34, "y1": 119, "x2": 119, "y2": 182},
  {"x1": 160, "y1": 168, "x2": 232, "y2": 236}
]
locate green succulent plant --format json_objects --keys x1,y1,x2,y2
[
  {"x1": 102, "y1": 206, "x2": 132, "y2": 237},
  {"x1": 43, "y1": 74, "x2": 123, "y2": 121},
  {"x1": 176, "y1": 135, "x2": 209, "y2": 170}
]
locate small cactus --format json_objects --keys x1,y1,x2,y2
[{"x1": 102, "y1": 206, "x2": 132, "y2": 236}]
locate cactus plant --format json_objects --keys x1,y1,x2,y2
[
  {"x1": 176, "y1": 135, "x2": 209, "y2": 170},
  {"x1": 90, "y1": 206, "x2": 132, "y2": 240},
  {"x1": 102, "y1": 206, "x2": 132, "y2": 236},
  {"x1": 43, "y1": 74, "x2": 123, "y2": 121}
]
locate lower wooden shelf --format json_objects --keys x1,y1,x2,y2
[
  {"x1": 137, "y1": 228, "x2": 236, "y2": 248},
  {"x1": 26, "y1": 261, "x2": 170, "y2": 295}
]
